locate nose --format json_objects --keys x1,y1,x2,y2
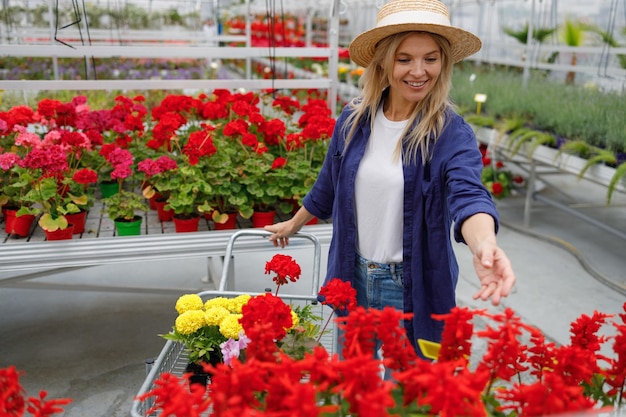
[{"x1": 409, "y1": 61, "x2": 425, "y2": 76}]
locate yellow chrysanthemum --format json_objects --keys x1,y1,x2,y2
[
  {"x1": 227, "y1": 294, "x2": 251, "y2": 313},
  {"x1": 289, "y1": 310, "x2": 300, "y2": 330},
  {"x1": 174, "y1": 310, "x2": 206, "y2": 335},
  {"x1": 219, "y1": 314, "x2": 243, "y2": 339},
  {"x1": 175, "y1": 294, "x2": 204, "y2": 314},
  {"x1": 205, "y1": 306, "x2": 231, "y2": 326},
  {"x1": 204, "y1": 297, "x2": 230, "y2": 311}
]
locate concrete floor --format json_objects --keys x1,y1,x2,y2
[{"x1": 1, "y1": 170, "x2": 625, "y2": 416}]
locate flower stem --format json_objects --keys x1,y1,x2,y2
[{"x1": 316, "y1": 310, "x2": 335, "y2": 344}]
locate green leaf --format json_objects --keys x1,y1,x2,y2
[
  {"x1": 38, "y1": 212, "x2": 68, "y2": 232},
  {"x1": 607, "y1": 162, "x2": 626, "y2": 205}
]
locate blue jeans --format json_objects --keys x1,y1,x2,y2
[
  {"x1": 337, "y1": 254, "x2": 404, "y2": 378},
  {"x1": 353, "y1": 253, "x2": 404, "y2": 311}
]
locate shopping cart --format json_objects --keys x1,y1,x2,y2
[{"x1": 131, "y1": 229, "x2": 337, "y2": 417}]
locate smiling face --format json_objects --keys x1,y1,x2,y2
[{"x1": 386, "y1": 32, "x2": 443, "y2": 118}]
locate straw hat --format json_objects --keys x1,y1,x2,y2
[{"x1": 349, "y1": 0, "x2": 482, "y2": 67}]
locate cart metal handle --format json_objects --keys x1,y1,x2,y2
[{"x1": 216, "y1": 229, "x2": 322, "y2": 296}]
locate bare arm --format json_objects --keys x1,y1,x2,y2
[
  {"x1": 461, "y1": 213, "x2": 516, "y2": 305},
  {"x1": 264, "y1": 206, "x2": 316, "y2": 248}
]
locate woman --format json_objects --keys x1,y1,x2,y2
[{"x1": 265, "y1": 0, "x2": 516, "y2": 353}]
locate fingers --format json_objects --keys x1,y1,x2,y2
[
  {"x1": 472, "y1": 280, "x2": 502, "y2": 305},
  {"x1": 263, "y1": 225, "x2": 289, "y2": 248}
]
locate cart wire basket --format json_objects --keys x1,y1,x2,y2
[{"x1": 131, "y1": 229, "x2": 338, "y2": 417}]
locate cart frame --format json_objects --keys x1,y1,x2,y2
[{"x1": 131, "y1": 229, "x2": 336, "y2": 417}]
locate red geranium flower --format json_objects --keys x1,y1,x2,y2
[
  {"x1": 319, "y1": 278, "x2": 357, "y2": 314},
  {"x1": 240, "y1": 293, "x2": 292, "y2": 342},
  {"x1": 265, "y1": 254, "x2": 301, "y2": 293}
]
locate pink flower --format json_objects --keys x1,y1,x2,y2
[
  {"x1": 220, "y1": 332, "x2": 251, "y2": 366},
  {"x1": 13, "y1": 126, "x2": 42, "y2": 148},
  {"x1": 0, "y1": 152, "x2": 20, "y2": 170}
]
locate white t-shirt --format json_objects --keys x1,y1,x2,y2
[{"x1": 354, "y1": 107, "x2": 406, "y2": 263}]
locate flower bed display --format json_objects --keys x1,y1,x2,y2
[
  {"x1": 135, "y1": 254, "x2": 626, "y2": 416},
  {"x1": 0, "y1": 89, "x2": 335, "y2": 236},
  {"x1": 138, "y1": 301, "x2": 626, "y2": 417}
]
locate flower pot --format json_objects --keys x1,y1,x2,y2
[
  {"x1": 148, "y1": 192, "x2": 164, "y2": 210},
  {"x1": 213, "y1": 212, "x2": 238, "y2": 230},
  {"x1": 44, "y1": 225, "x2": 74, "y2": 241},
  {"x1": 154, "y1": 199, "x2": 174, "y2": 222},
  {"x1": 251, "y1": 210, "x2": 276, "y2": 228},
  {"x1": 114, "y1": 216, "x2": 142, "y2": 236},
  {"x1": 99, "y1": 181, "x2": 119, "y2": 198},
  {"x1": 65, "y1": 210, "x2": 87, "y2": 234},
  {"x1": 3, "y1": 207, "x2": 36, "y2": 237},
  {"x1": 173, "y1": 214, "x2": 200, "y2": 233},
  {"x1": 184, "y1": 361, "x2": 212, "y2": 389}
]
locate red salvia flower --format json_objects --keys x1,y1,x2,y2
[
  {"x1": 475, "y1": 308, "x2": 533, "y2": 382},
  {"x1": 569, "y1": 310, "x2": 612, "y2": 353},
  {"x1": 377, "y1": 307, "x2": 417, "y2": 373},
  {"x1": 497, "y1": 372, "x2": 596, "y2": 417},
  {"x1": 525, "y1": 330, "x2": 557, "y2": 380},
  {"x1": 551, "y1": 344, "x2": 599, "y2": 386},
  {"x1": 208, "y1": 360, "x2": 266, "y2": 416},
  {"x1": 337, "y1": 306, "x2": 378, "y2": 358},
  {"x1": 140, "y1": 372, "x2": 210, "y2": 417},
  {"x1": 0, "y1": 366, "x2": 26, "y2": 416},
  {"x1": 604, "y1": 302, "x2": 626, "y2": 397},
  {"x1": 1, "y1": 366, "x2": 71, "y2": 417},
  {"x1": 26, "y1": 391, "x2": 72, "y2": 417},
  {"x1": 433, "y1": 306, "x2": 484, "y2": 363},
  {"x1": 396, "y1": 359, "x2": 490, "y2": 417},
  {"x1": 331, "y1": 354, "x2": 396, "y2": 417}
]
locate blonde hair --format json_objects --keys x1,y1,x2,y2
[{"x1": 343, "y1": 31, "x2": 454, "y2": 164}]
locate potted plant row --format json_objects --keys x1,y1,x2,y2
[{"x1": 0, "y1": 89, "x2": 335, "y2": 238}]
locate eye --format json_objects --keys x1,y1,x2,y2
[
  {"x1": 396, "y1": 57, "x2": 411, "y2": 64},
  {"x1": 425, "y1": 56, "x2": 439, "y2": 63}
]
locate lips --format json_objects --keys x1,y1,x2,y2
[{"x1": 405, "y1": 80, "x2": 427, "y2": 87}]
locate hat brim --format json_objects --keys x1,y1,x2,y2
[{"x1": 349, "y1": 23, "x2": 481, "y2": 67}]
